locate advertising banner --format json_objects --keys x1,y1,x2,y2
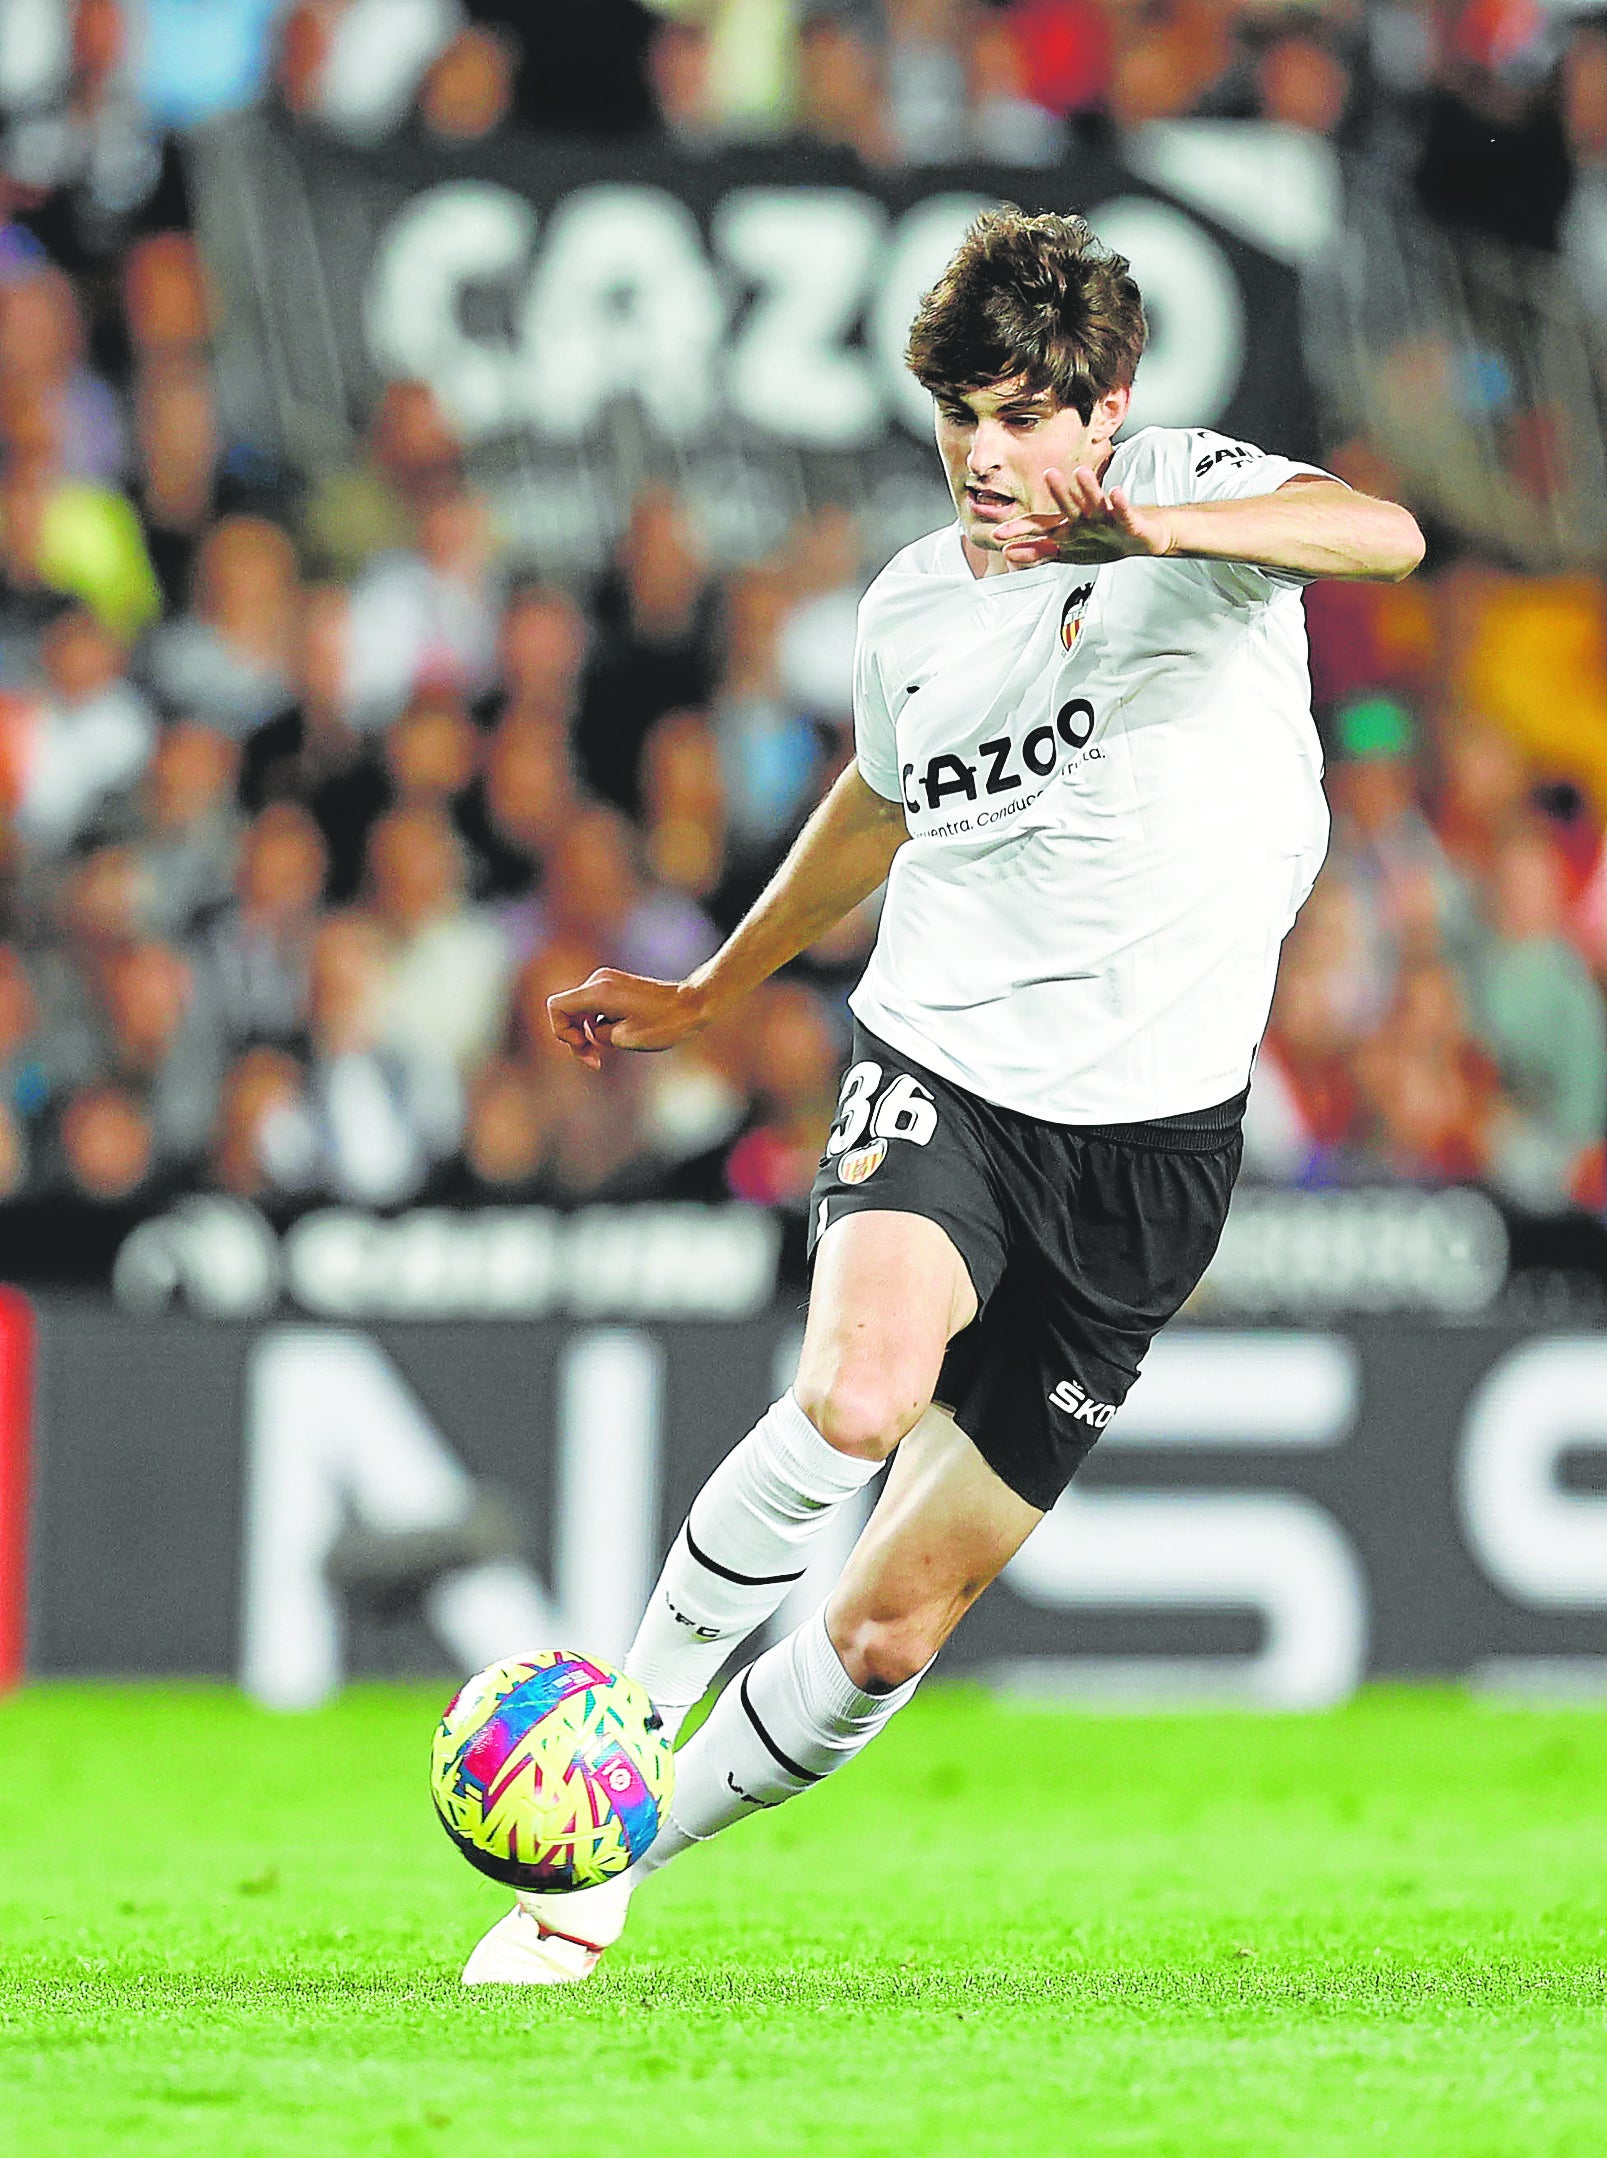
[
  {"x1": 16, "y1": 1301, "x2": 1607, "y2": 1709},
  {"x1": 191, "y1": 119, "x2": 1320, "y2": 570}
]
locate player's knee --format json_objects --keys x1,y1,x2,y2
[
  {"x1": 831, "y1": 1612, "x2": 934, "y2": 1694},
  {"x1": 793, "y1": 1371, "x2": 927, "y2": 1463}
]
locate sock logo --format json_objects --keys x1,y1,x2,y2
[
  {"x1": 726, "y1": 1770, "x2": 772, "y2": 1807},
  {"x1": 665, "y1": 1595, "x2": 723, "y2": 1641}
]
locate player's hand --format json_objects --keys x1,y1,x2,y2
[
  {"x1": 546, "y1": 968, "x2": 708, "y2": 1070},
  {"x1": 991, "y1": 466, "x2": 1175, "y2": 568}
]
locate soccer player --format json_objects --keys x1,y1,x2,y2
[{"x1": 462, "y1": 207, "x2": 1424, "y2": 1983}]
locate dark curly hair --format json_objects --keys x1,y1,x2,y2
[{"x1": 905, "y1": 207, "x2": 1148, "y2": 422}]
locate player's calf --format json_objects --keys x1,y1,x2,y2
[{"x1": 623, "y1": 1390, "x2": 882, "y2": 1738}]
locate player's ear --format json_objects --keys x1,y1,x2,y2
[{"x1": 1093, "y1": 384, "x2": 1130, "y2": 444}]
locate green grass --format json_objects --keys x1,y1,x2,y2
[{"x1": 2, "y1": 1686, "x2": 1605, "y2": 2158}]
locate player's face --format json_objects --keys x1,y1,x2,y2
[{"x1": 933, "y1": 377, "x2": 1129, "y2": 562}]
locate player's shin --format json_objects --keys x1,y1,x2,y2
[
  {"x1": 624, "y1": 1392, "x2": 882, "y2": 1738},
  {"x1": 635, "y1": 1607, "x2": 923, "y2": 1873}
]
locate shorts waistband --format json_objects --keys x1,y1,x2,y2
[{"x1": 1073, "y1": 1089, "x2": 1248, "y2": 1151}]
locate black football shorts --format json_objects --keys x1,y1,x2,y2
[{"x1": 806, "y1": 1021, "x2": 1244, "y2": 1511}]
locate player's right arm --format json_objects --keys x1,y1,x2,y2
[{"x1": 547, "y1": 761, "x2": 907, "y2": 1068}]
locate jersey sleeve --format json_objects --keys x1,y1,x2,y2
[
  {"x1": 851, "y1": 595, "x2": 903, "y2": 802},
  {"x1": 1182, "y1": 429, "x2": 1334, "y2": 504},
  {"x1": 1178, "y1": 430, "x2": 1340, "y2": 595}
]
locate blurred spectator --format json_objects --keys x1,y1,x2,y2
[
  {"x1": 93, "y1": 933, "x2": 222, "y2": 1165},
  {"x1": 2, "y1": 0, "x2": 188, "y2": 273},
  {"x1": 968, "y1": 8, "x2": 1068, "y2": 166},
  {"x1": 131, "y1": 357, "x2": 225, "y2": 611},
  {"x1": 776, "y1": 503, "x2": 863, "y2": 730},
  {"x1": 455, "y1": 1053, "x2": 552, "y2": 1198},
  {"x1": 24, "y1": 844, "x2": 143, "y2": 1101},
  {"x1": 122, "y1": 232, "x2": 212, "y2": 365},
  {"x1": 1431, "y1": 717, "x2": 1534, "y2": 887},
  {"x1": 0, "y1": 405, "x2": 159, "y2": 639},
  {"x1": 649, "y1": 15, "x2": 720, "y2": 151},
  {"x1": 0, "y1": 262, "x2": 123, "y2": 481},
  {"x1": 885, "y1": 0, "x2": 971, "y2": 165},
  {"x1": 126, "y1": 720, "x2": 240, "y2": 935},
  {"x1": 540, "y1": 803, "x2": 717, "y2": 982},
  {"x1": 58, "y1": 1079, "x2": 155, "y2": 1202},
  {"x1": 240, "y1": 584, "x2": 387, "y2": 900},
  {"x1": 365, "y1": 802, "x2": 513, "y2": 1071},
  {"x1": 1244, "y1": 939, "x2": 1359, "y2": 1184},
  {"x1": 1107, "y1": 1, "x2": 1241, "y2": 129},
  {"x1": 294, "y1": 0, "x2": 464, "y2": 144},
  {"x1": 1467, "y1": 824, "x2": 1607, "y2": 1209},
  {"x1": 144, "y1": 514, "x2": 299, "y2": 735},
  {"x1": 345, "y1": 486, "x2": 501, "y2": 729},
  {"x1": 793, "y1": 12, "x2": 892, "y2": 159},
  {"x1": 1254, "y1": 24, "x2": 1353, "y2": 138},
  {"x1": 1325, "y1": 695, "x2": 1453, "y2": 1022},
  {"x1": 205, "y1": 802, "x2": 328, "y2": 1048},
  {"x1": 484, "y1": 584, "x2": 588, "y2": 732},
  {"x1": 418, "y1": 23, "x2": 517, "y2": 142},
  {"x1": 723, "y1": 978, "x2": 840, "y2": 1207},
  {"x1": 301, "y1": 378, "x2": 462, "y2": 582},
  {"x1": 1352, "y1": 954, "x2": 1499, "y2": 1184},
  {"x1": 459, "y1": 711, "x2": 576, "y2": 903},
  {"x1": 384, "y1": 690, "x2": 480, "y2": 814},
  {"x1": 0, "y1": 602, "x2": 154, "y2": 852},
  {"x1": 711, "y1": 565, "x2": 825, "y2": 871},
  {"x1": 258, "y1": 910, "x2": 461, "y2": 1205},
  {"x1": 578, "y1": 486, "x2": 720, "y2": 813},
  {"x1": 641, "y1": 708, "x2": 727, "y2": 902},
  {"x1": 211, "y1": 1043, "x2": 305, "y2": 1201}
]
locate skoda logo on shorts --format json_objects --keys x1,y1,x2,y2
[{"x1": 838, "y1": 1138, "x2": 888, "y2": 1186}]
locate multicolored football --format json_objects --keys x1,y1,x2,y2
[{"x1": 430, "y1": 1650, "x2": 673, "y2": 1892}]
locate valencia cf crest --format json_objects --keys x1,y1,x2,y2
[
  {"x1": 1060, "y1": 580, "x2": 1094, "y2": 650},
  {"x1": 838, "y1": 1138, "x2": 887, "y2": 1186}
]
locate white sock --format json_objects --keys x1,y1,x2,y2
[
  {"x1": 624, "y1": 1392, "x2": 881, "y2": 1738},
  {"x1": 636, "y1": 1607, "x2": 922, "y2": 1875}
]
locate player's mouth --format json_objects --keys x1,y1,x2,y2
[{"x1": 965, "y1": 484, "x2": 1017, "y2": 519}]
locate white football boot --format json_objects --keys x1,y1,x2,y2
[{"x1": 461, "y1": 1869, "x2": 636, "y2": 1986}]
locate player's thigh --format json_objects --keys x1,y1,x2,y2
[
  {"x1": 792, "y1": 1210, "x2": 979, "y2": 1462},
  {"x1": 825, "y1": 1404, "x2": 1042, "y2": 1691}
]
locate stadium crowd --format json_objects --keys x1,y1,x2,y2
[{"x1": 0, "y1": 0, "x2": 1604, "y2": 1224}]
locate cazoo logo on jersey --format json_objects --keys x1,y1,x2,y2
[{"x1": 901, "y1": 699, "x2": 1098, "y2": 832}]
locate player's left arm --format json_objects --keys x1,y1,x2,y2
[{"x1": 995, "y1": 468, "x2": 1425, "y2": 583}]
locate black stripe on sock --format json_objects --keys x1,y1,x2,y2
[
  {"x1": 683, "y1": 1522, "x2": 807, "y2": 1589},
  {"x1": 739, "y1": 1670, "x2": 823, "y2": 1784}
]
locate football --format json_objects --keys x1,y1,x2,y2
[{"x1": 430, "y1": 1650, "x2": 673, "y2": 1891}]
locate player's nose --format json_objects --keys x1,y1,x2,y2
[{"x1": 966, "y1": 420, "x2": 1007, "y2": 476}]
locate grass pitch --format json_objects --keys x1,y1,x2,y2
[{"x1": 2, "y1": 1686, "x2": 1604, "y2": 2158}]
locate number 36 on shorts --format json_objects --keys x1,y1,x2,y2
[{"x1": 826, "y1": 1062, "x2": 939, "y2": 1155}]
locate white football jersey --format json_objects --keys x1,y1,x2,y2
[{"x1": 849, "y1": 425, "x2": 1332, "y2": 1124}]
